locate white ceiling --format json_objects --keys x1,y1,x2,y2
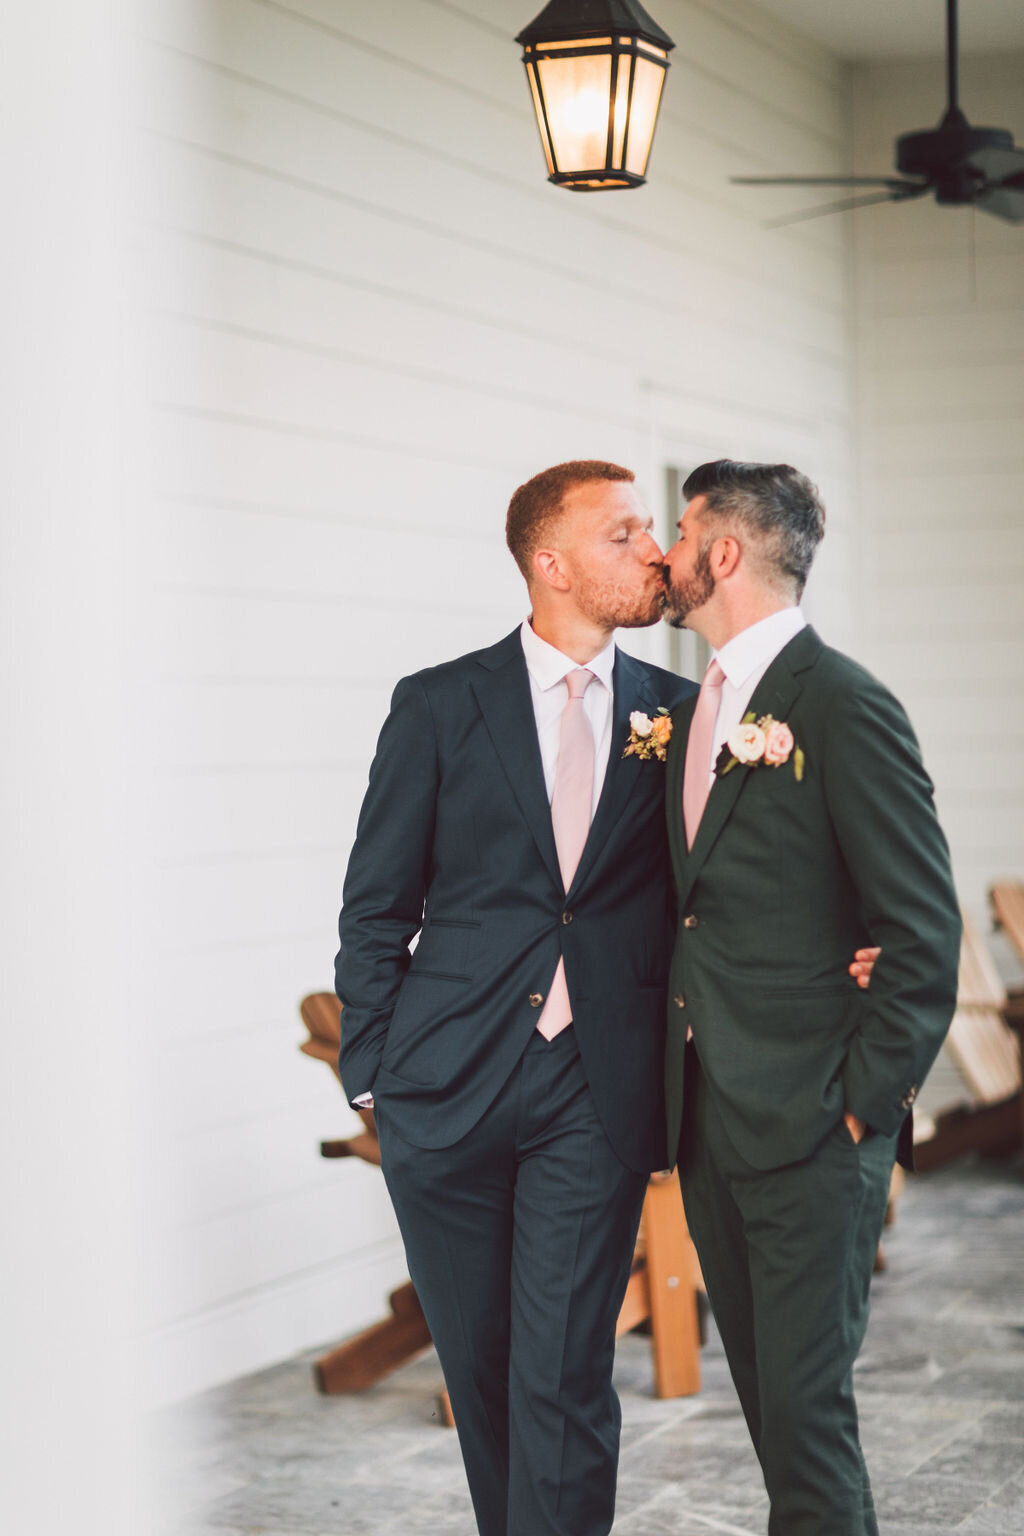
[{"x1": 752, "y1": 0, "x2": 1024, "y2": 60}]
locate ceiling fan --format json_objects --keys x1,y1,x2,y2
[{"x1": 732, "y1": 0, "x2": 1024, "y2": 226}]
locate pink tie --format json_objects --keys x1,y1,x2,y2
[
  {"x1": 537, "y1": 668, "x2": 595, "y2": 1041},
  {"x1": 682, "y1": 659, "x2": 726, "y2": 850}
]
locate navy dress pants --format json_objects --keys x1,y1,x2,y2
[{"x1": 375, "y1": 1026, "x2": 648, "y2": 1536}]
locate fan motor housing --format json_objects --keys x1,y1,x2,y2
[{"x1": 896, "y1": 121, "x2": 1012, "y2": 178}]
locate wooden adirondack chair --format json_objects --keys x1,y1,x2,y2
[{"x1": 912, "y1": 907, "x2": 1023, "y2": 1170}]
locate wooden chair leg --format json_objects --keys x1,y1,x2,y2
[
  {"x1": 641, "y1": 1174, "x2": 702, "y2": 1398},
  {"x1": 315, "y1": 1281, "x2": 432, "y2": 1394},
  {"x1": 615, "y1": 1261, "x2": 652, "y2": 1340}
]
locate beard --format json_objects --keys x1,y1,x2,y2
[
  {"x1": 571, "y1": 569, "x2": 664, "y2": 630},
  {"x1": 660, "y1": 541, "x2": 715, "y2": 628}
]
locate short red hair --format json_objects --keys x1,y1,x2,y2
[{"x1": 505, "y1": 460, "x2": 635, "y2": 581}]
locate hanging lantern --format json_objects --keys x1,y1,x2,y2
[{"x1": 517, "y1": 0, "x2": 674, "y2": 191}]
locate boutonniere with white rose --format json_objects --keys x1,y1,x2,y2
[
  {"x1": 715, "y1": 713, "x2": 805, "y2": 781},
  {"x1": 624, "y1": 708, "x2": 673, "y2": 762}
]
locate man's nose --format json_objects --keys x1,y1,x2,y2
[{"x1": 642, "y1": 532, "x2": 665, "y2": 562}]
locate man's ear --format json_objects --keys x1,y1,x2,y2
[
  {"x1": 533, "y1": 546, "x2": 571, "y2": 593},
  {"x1": 712, "y1": 535, "x2": 741, "y2": 581}
]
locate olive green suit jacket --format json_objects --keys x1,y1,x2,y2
[{"x1": 665, "y1": 625, "x2": 961, "y2": 1172}]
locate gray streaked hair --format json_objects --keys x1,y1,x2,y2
[{"x1": 682, "y1": 459, "x2": 825, "y2": 599}]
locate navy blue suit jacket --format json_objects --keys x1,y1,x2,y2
[{"x1": 335, "y1": 628, "x2": 696, "y2": 1174}]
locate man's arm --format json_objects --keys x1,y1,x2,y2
[
  {"x1": 822, "y1": 674, "x2": 961, "y2": 1137},
  {"x1": 335, "y1": 675, "x2": 439, "y2": 1103}
]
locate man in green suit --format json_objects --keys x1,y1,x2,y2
[{"x1": 660, "y1": 460, "x2": 961, "y2": 1536}]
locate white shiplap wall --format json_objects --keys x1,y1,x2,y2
[
  {"x1": 141, "y1": 0, "x2": 858, "y2": 1399},
  {"x1": 851, "y1": 51, "x2": 1024, "y2": 923}
]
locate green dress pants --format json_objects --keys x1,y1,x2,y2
[{"x1": 680, "y1": 1044, "x2": 897, "y2": 1536}]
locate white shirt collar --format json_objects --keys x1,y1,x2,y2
[
  {"x1": 713, "y1": 607, "x2": 806, "y2": 688},
  {"x1": 520, "y1": 618, "x2": 616, "y2": 693}
]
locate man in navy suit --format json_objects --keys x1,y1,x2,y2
[{"x1": 336, "y1": 461, "x2": 696, "y2": 1536}]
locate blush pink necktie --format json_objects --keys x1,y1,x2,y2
[
  {"x1": 537, "y1": 668, "x2": 595, "y2": 1041},
  {"x1": 682, "y1": 658, "x2": 726, "y2": 850}
]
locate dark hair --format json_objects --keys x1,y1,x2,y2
[
  {"x1": 506, "y1": 460, "x2": 635, "y2": 581},
  {"x1": 682, "y1": 459, "x2": 825, "y2": 599}
]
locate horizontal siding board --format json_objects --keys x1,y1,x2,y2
[
  {"x1": 862, "y1": 310, "x2": 1024, "y2": 364},
  {"x1": 148, "y1": 1182, "x2": 400, "y2": 1326},
  {"x1": 154, "y1": 205, "x2": 846, "y2": 400},
  {"x1": 160, "y1": 1110, "x2": 387, "y2": 1234},
  {"x1": 864, "y1": 362, "x2": 1024, "y2": 423},
  {"x1": 143, "y1": 1239, "x2": 409, "y2": 1400},
  {"x1": 154, "y1": 848, "x2": 350, "y2": 955},
  {"x1": 151, "y1": 584, "x2": 518, "y2": 680},
  {"x1": 146, "y1": 92, "x2": 851, "y2": 363},
  {"x1": 862, "y1": 418, "x2": 1024, "y2": 471},
  {"x1": 858, "y1": 251, "x2": 1024, "y2": 316},
  {"x1": 243, "y1": 0, "x2": 845, "y2": 137},
  {"x1": 151, "y1": 497, "x2": 524, "y2": 611},
  {"x1": 155, "y1": 766, "x2": 370, "y2": 865},
  {"x1": 156, "y1": 931, "x2": 337, "y2": 1045},
  {"x1": 152, "y1": 415, "x2": 523, "y2": 522}
]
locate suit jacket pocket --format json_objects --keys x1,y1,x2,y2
[
  {"x1": 381, "y1": 970, "x2": 471, "y2": 1084},
  {"x1": 756, "y1": 981, "x2": 858, "y2": 1002},
  {"x1": 413, "y1": 918, "x2": 480, "y2": 979}
]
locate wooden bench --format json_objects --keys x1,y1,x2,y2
[
  {"x1": 299, "y1": 993, "x2": 703, "y2": 1417},
  {"x1": 912, "y1": 907, "x2": 1023, "y2": 1170}
]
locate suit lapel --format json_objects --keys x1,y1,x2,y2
[
  {"x1": 569, "y1": 649, "x2": 654, "y2": 897},
  {"x1": 675, "y1": 628, "x2": 820, "y2": 907},
  {"x1": 470, "y1": 633, "x2": 562, "y2": 889}
]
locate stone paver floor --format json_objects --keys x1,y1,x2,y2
[{"x1": 153, "y1": 1156, "x2": 1024, "y2": 1535}]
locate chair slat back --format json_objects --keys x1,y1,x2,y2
[
  {"x1": 992, "y1": 882, "x2": 1024, "y2": 967},
  {"x1": 957, "y1": 909, "x2": 1007, "y2": 1010}
]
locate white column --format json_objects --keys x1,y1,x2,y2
[{"x1": 0, "y1": 5, "x2": 153, "y2": 1531}]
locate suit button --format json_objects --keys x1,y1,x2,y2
[
  {"x1": 674, "y1": 995, "x2": 686, "y2": 1009},
  {"x1": 561, "y1": 910, "x2": 573, "y2": 925},
  {"x1": 683, "y1": 914, "x2": 699, "y2": 930},
  {"x1": 529, "y1": 993, "x2": 544, "y2": 1008},
  {"x1": 901, "y1": 1085, "x2": 919, "y2": 1109}
]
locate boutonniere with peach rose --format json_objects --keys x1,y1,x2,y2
[
  {"x1": 715, "y1": 712, "x2": 805, "y2": 781},
  {"x1": 623, "y1": 708, "x2": 673, "y2": 762}
]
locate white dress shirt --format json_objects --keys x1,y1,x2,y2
[
  {"x1": 700, "y1": 607, "x2": 807, "y2": 787},
  {"x1": 519, "y1": 618, "x2": 616, "y2": 816}
]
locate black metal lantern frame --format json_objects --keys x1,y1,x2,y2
[{"x1": 517, "y1": 1, "x2": 675, "y2": 192}]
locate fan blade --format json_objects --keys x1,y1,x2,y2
[
  {"x1": 976, "y1": 174, "x2": 1024, "y2": 223},
  {"x1": 762, "y1": 186, "x2": 930, "y2": 229},
  {"x1": 967, "y1": 143, "x2": 1024, "y2": 182},
  {"x1": 732, "y1": 175, "x2": 920, "y2": 189}
]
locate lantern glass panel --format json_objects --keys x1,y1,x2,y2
[
  {"x1": 624, "y1": 52, "x2": 667, "y2": 176},
  {"x1": 526, "y1": 64, "x2": 555, "y2": 173},
  {"x1": 536, "y1": 49, "x2": 613, "y2": 173}
]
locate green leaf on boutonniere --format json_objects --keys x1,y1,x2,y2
[
  {"x1": 741, "y1": 709, "x2": 756, "y2": 724},
  {"x1": 793, "y1": 746, "x2": 805, "y2": 782},
  {"x1": 714, "y1": 743, "x2": 738, "y2": 777}
]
